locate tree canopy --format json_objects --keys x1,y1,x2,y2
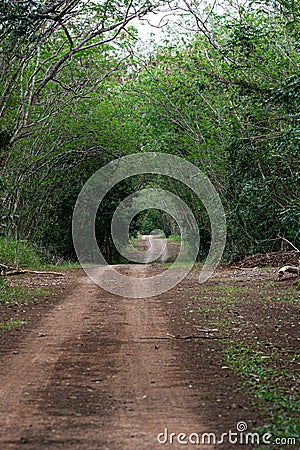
[{"x1": 0, "y1": 0, "x2": 299, "y2": 261}]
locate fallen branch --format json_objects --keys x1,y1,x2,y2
[
  {"x1": 277, "y1": 234, "x2": 300, "y2": 253},
  {"x1": 274, "y1": 236, "x2": 300, "y2": 281},
  {"x1": 277, "y1": 265, "x2": 300, "y2": 281},
  {"x1": 0, "y1": 264, "x2": 64, "y2": 277},
  {"x1": 140, "y1": 333, "x2": 228, "y2": 340}
]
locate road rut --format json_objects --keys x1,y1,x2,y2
[{"x1": 0, "y1": 265, "x2": 212, "y2": 449}]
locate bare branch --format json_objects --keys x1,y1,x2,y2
[{"x1": 277, "y1": 234, "x2": 300, "y2": 253}]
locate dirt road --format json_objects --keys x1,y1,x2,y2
[
  {"x1": 0, "y1": 242, "x2": 298, "y2": 449},
  {"x1": 0, "y1": 263, "x2": 211, "y2": 450}
]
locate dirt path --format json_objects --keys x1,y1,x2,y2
[
  {"x1": 0, "y1": 243, "x2": 298, "y2": 449},
  {"x1": 0, "y1": 262, "x2": 214, "y2": 449}
]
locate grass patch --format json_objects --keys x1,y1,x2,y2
[
  {"x1": 157, "y1": 261, "x2": 203, "y2": 269},
  {"x1": 156, "y1": 261, "x2": 195, "y2": 269},
  {"x1": 223, "y1": 342, "x2": 300, "y2": 448},
  {"x1": 129, "y1": 235, "x2": 145, "y2": 252},
  {"x1": 0, "y1": 279, "x2": 53, "y2": 333},
  {"x1": 209, "y1": 284, "x2": 252, "y2": 294},
  {"x1": 0, "y1": 236, "x2": 82, "y2": 272},
  {"x1": 44, "y1": 261, "x2": 82, "y2": 271},
  {"x1": 167, "y1": 235, "x2": 181, "y2": 242},
  {"x1": 0, "y1": 237, "x2": 44, "y2": 269},
  {"x1": 264, "y1": 292, "x2": 299, "y2": 304},
  {"x1": 196, "y1": 305, "x2": 214, "y2": 314},
  {"x1": 191, "y1": 275, "x2": 299, "y2": 448},
  {"x1": 0, "y1": 318, "x2": 27, "y2": 330},
  {"x1": 0, "y1": 277, "x2": 53, "y2": 306},
  {"x1": 0, "y1": 285, "x2": 53, "y2": 305}
]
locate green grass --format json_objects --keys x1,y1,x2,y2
[
  {"x1": 44, "y1": 261, "x2": 81, "y2": 271},
  {"x1": 223, "y1": 342, "x2": 300, "y2": 449},
  {"x1": 0, "y1": 236, "x2": 83, "y2": 272},
  {"x1": 191, "y1": 276, "x2": 300, "y2": 448},
  {"x1": 156, "y1": 260, "x2": 203, "y2": 270},
  {"x1": 0, "y1": 318, "x2": 27, "y2": 330},
  {"x1": 0, "y1": 237, "x2": 44, "y2": 269},
  {"x1": 196, "y1": 305, "x2": 214, "y2": 314},
  {"x1": 264, "y1": 292, "x2": 300, "y2": 304},
  {"x1": 0, "y1": 278, "x2": 54, "y2": 333},
  {"x1": 0, "y1": 237, "x2": 72, "y2": 334},
  {"x1": 0, "y1": 272, "x2": 53, "y2": 306},
  {"x1": 167, "y1": 235, "x2": 181, "y2": 242},
  {"x1": 0, "y1": 285, "x2": 53, "y2": 305},
  {"x1": 209, "y1": 284, "x2": 252, "y2": 294},
  {"x1": 0, "y1": 236, "x2": 85, "y2": 270},
  {"x1": 129, "y1": 235, "x2": 144, "y2": 252}
]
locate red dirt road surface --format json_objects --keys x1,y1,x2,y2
[{"x1": 0, "y1": 252, "x2": 299, "y2": 449}]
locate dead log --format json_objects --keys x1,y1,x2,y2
[
  {"x1": 277, "y1": 265, "x2": 300, "y2": 281},
  {"x1": 277, "y1": 234, "x2": 300, "y2": 253},
  {"x1": 275, "y1": 236, "x2": 300, "y2": 281},
  {"x1": 0, "y1": 263, "x2": 64, "y2": 277}
]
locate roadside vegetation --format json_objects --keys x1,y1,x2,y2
[
  {"x1": 0, "y1": 318, "x2": 27, "y2": 331},
  {"x1": 0, "y1": 237, "x2": 44, "y2": 269},
  {"x1": 0, "y1": 276, "x2": 54, "y2": 330},
  {"x1": 225, "y1": 341, "x2": 299, "y2": 447},
  {"x1": 0, "y1": 237, "x2": 60, "y2": 330},
  {"x1": 0, "y1": 0, "x2": 299, "y2": 262},
  {"x1": 192, "y1": 278, "x2": 299, "y2": 448}
]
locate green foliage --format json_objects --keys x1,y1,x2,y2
[
  {"x1": 224, "y1": 342, "x2": 300, "y2": 443},
  {"x1": 0, "y1": 0, "x2": 300, "y2": 261},
  {"x1": 131, "y1": 209, "x2": 170, "y2": 236},
  {"x1": 116, "y1": 2, "x2": 300, "y2": 258},
  {"x1": 0, "y1": 319, "x2": 27, "y2": 330},
  {"x1": 167, "y1": 235, "x2": 181, "y2": 242},
  {"x1": 0, "y1": 129, "x2": 11, "y2": 149},
  {"x1": 0, "y1": 0, "x2": 44, "y2": 37},
  {"x1": 0, "y1": 284, "x2": 52, "y2": 304},
  {"x1": 0, "y1": 276, "x2": 5, "y2": 294},
  {"x1": 0, "y1": 237, "x2": 43, "y2": 268}
]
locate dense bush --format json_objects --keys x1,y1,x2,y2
[
  {"x1": 0, "y1": 237, "x2": 44, "y2": 268},
  {"x1": 0, "y1": 0, "x2": 299, "y2": 261}
]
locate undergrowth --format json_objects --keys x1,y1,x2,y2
[
  {"x1": 224, "y1": 342, "x2": 300, "y2": 449},
  {"x1": 0, "y1": 277, "x2": 53, "y2": 330},
  {"x1": 192, "y1": 278, "x2": 299, "y2": 449},
  {"x1": 0, "y1": 283, "x2": 52, "y2": 305},
  {"x1": 0, "y1": 237, "x2": 44, "y2": 269}
]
